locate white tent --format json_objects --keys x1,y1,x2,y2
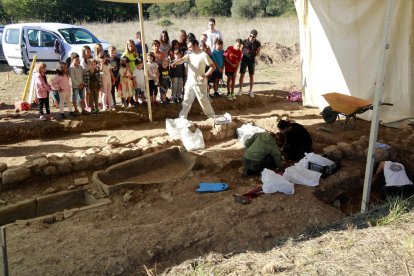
[
  {"x1": 294, "y1": 0, "x2": 413, "y2": 211},
  {"x1": 103, "y1": 0, "x2": 187, "y2": 122},
  {"x1": 294, "y1": 0, "x2": 414, "y2": 123}
]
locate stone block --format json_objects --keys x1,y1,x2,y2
[
  {"x1": 2, "y1": 167, "x2": 31, "y2": 185},
  {"x1": 44, "y1": 166, "x2": 59, "y2": 176},
  {"x1": 25, "y1": 154, "x2": 46, "y2": 161},
  {"x1": 0, "y1": 163, "x2": 7, "y2": 173},
  {"x1": 323, "y1": 145, "x2": 342, "y2": 159}
]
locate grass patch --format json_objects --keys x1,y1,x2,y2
[{"x1": 371, "y1": 196, "x2": 412, "y2": 226}]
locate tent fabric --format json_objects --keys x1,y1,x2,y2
[{"x1": 295, "y1": 0, "x2": 414, "y2": 123}]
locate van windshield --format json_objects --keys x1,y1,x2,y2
[{"x1": 58, "y1": 28, "x2": 100, "y2": 45}]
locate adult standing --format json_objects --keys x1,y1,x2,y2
[
  {"x1": 203, "y1": 18, "x2": 223, "y2": 50},
  {"x1": 171, "y1": 39, "x2": 216, "y2": 119},
  {"x1": 239, "y1": 29, "x2": 261, "y2": 97}
]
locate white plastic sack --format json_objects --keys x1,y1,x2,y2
[
  {"x1": 237, "y1": 123, "x2": 266, "y2": 147},
  {"x1": 283, "y1": 166, "x2": 322, "y2": 186},
  {"x1": 296, "y1": 152, "x2": 335, "y2": 169},
  {"x1": 166, "y1": 118, "x2": 191, "y2": 140},
  {"x1": 261, "y1": 169, "x2": 295, "y2": 195},
  {"x1": 181, "y1": 128, "x2": 205, "y2": 151},
  {"x1": 214, "y1": 112, "x2": 232, "y2": 124}
]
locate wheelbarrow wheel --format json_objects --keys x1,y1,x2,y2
[{"x1": 322, "y1": 106, "x2": 338, "y2": 123}]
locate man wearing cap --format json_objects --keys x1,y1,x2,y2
[
  {"x1": 239, "y1": 29, "x2": 261, "y2": 97},
  {"x1": 171, "y1": 39, "x2": 216, "y2": 119},
  {"x1": 203, "y1": 18, "x2": 223, "y2": 49}
]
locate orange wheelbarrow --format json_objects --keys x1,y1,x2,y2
[{"x1": 321, "y1": 92, "x2": 392, "y2": 129}]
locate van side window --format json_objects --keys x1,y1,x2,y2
[
  {"x1": 28, "y1": 29, "x2": 40, "y2": 47},
  {"x1": 5, "y1": 29, "x2": 19, "y2": 44},
  {"x1": 41, "y1": 31, "x2": 58, "y2": 47}
]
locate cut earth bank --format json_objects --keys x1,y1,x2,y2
[{"x1": 0, "y1": 43, "x2": 413, "y2": 274}]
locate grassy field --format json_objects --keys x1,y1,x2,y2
[{"x1": 83, "y1": 16, "x2": 299, "y2": 53}]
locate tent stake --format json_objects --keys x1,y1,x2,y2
[
  {"x1": 137, "y1": 0, "x2": 153, "y2": 122},
  {"x1": 1, "y1": 227, "x2": 8, "y2": 276}
]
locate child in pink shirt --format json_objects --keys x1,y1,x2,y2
[
  {"x1": 35, "y1": 62, "x2": 52, "y2": 120},
  {"x1": 52, "y1": 62, "x2": 74, "y2": 119}
]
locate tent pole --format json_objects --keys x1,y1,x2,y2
[
  {"x1": 138, "y1": 0, "x2": 153, "y2": 122},
  {"x1": 361, "y1": 0, "x2": 394, "y2": 212}
]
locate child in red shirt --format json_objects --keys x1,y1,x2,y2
[{"x1": 224, "y1": 39, "x2": 242, "y2": 100}]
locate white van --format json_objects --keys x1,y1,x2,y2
[{"x1": 2, "y1": 23, "x2": 111, "y2": 73}]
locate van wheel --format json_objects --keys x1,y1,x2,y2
[{"x1": 13, "y1": 66, "x2": 28, "y2": 75}]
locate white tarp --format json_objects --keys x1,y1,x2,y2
[{"x1": 295, "y1": 0, "x2": 414, "y2": 123}]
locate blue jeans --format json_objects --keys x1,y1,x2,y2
[{"x1": 72, "y1": 88, "x2": 85, "y2": 104}]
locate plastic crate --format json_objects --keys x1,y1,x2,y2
[{"x1": 307, "y1": 155, "x2": 341, "y2": 178}]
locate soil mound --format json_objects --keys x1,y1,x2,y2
[{"x1": 259, "y1": 42, "x2": 300, "y2": 65}]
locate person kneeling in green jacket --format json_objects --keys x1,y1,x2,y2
[{"x1": 243, "y1": 132, "x2": 285, "y2": 177}]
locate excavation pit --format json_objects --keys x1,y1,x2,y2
[
  {"x1": 93, "y1": 146, "x2": 197, "y2": 195},
  {"x1": 0, "y1": 189, "x2": 111, "y2": 226}
]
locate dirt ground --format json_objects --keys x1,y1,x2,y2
[{"x1": 0, "y1": 44, "x2": 412, "y2": 275}]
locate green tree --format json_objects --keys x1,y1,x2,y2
[
  {"x1": 147, "y1": 0, "x2": 195, "y2": 19},
  {"x1": 231, "y1": 0, "x2": 262, "y2": 18},
  {"x1": 232, "y1": 0, "x2": 294, "y2": 18},
  {"x1": 194, "y1": 0, "x2": 231, "y2": 17}
]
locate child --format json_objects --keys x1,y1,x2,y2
[
  {"x1": 133, "y1": 59, "x2": 146, "y2": 104},
  {"x1": 107, "y1": 46, "x2": 120, "y2": 107},
  {"x1": 35, "y1": 62, "x2": 52, "y2": 120},
  {"x1": 122, "y1": 39, "x2": 138, "y2": 73},
  {"x1": 81, "y1": 45, "x2": 92, "y2": 109},
  {"x1": 159, "y1": 30, "x2": 171, "y2": 57},
  {"x1": 158, "y1": 59, "x2": 170, "y2": 106},
  {"x1": 224, "y1": 39, "x2": 243, "y2": 101},
  {"x1": 83, "y1": 59, "x2": 103, "y2": 114},
  {"x1": 147, "y1": 52, "x2": 159, "y2": 104},
  {"x1": 178, "y1": 30, "x2": 188, "y2": 53},
  {"x1": 152, "y1": 40, "x2": 165, "y2": 65},
  {"x1": 81, "y1": 45, "x2": 92, "y2": 71},
  {"x1": 52, "y1": 62, "x2": 74, "y2": 119},
  {"x1": 69, "y1": 52, "x2": 87, "y2": 115},
  {"x1": 99, "y1": 53, "x2": 115, "y2": 111},
  {"x1": 93, "y1": 43, "x2": 104, "y2": 62},
  {"x1": 169, "y1": 39, "x2": 179, "y2": 61},
  {"x1": 170, "y1": 49, "x2": 185, "y2": 103},
  {"x1": 210, "y1": 38, "x2": 224, "y2": 97},
  {"x1": 200, "y1": 34, "x2": 211, "y2": 55},
  {"x1": 118, "y1": 57, "x2": 134, "y2": 108}
]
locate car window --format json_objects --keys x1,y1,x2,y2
[
  {"x1": 41, "y1": 31, "x2": 58, "y2": 47},
  {"x1": 58, "y1": 28, "x2": 99, "y2": 45},
  {"x1": 5, "y1": 29, "x2": 20, "y2": 44},
  {"x1": 28, "y1": 29, "x2": 41, "y2": 47}
]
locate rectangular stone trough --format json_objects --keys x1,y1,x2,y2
[
  {"x1": 93, "y1": 146, "x2": 196, "y2": 195},
  {"x1": 0, "y1": 189, "x2": 111, "y2": 226}
]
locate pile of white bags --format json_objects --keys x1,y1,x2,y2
[
  {"x1": 296, "y1": 152, "x2": 335, "y2": 169},
  {"x1": 236, "y1": 123, "x2": 266, "y2": 147},
  {"x1": 283, "y1": 166, "x2": 322, "y2": 186},
  {"x1": 166, "y1": 118, "x2": 205, "y2": 151},
  {"x1": 261, "y1": 169, "x2": 295, "y2": 194}
]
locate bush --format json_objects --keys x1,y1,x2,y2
[{"x1": 156, "y1": 18, "x2": 173, "y2": 27}]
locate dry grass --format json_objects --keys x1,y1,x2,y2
[
  {"x1": 164, "y1": 197, "x2": 414, "y2": 275},
  {"x1": 83, "y1": 16, "x2": 298, "y2": 52}
]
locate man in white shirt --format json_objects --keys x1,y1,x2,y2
[
  {"x1": 203, "y1": 18, "x2": 223, "y2": 50},
  {"x1": 171, "y1": 39, "x2": 216, "y2": 119}
]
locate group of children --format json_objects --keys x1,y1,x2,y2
[{"x1": 34, "y1": 26, "x2": 246, "y2": 120}]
